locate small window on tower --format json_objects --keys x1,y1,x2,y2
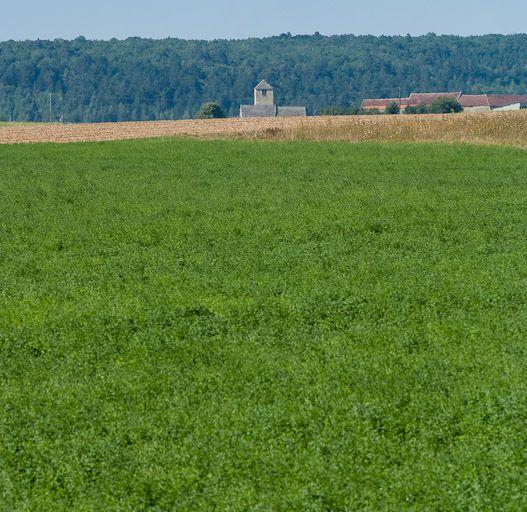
[{"x1": 262, "y1": 90, "x2": 267, "y2": 97}]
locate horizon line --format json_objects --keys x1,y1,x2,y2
[{"x1": 1, "y1": 31, "x2": 527, "y2": 44}]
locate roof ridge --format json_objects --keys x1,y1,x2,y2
[{"x1": 255, "y1": 79, "x2": 273, "y2": 90}]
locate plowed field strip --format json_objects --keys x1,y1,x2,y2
[{"x1": 1, "y1": 111, "x2": 527, "y2": 147}]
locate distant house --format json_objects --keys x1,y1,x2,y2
[
  {"x1": 361, "y1": 92, "x2": 527, "y2": 112},
  {"x1": 240, "y1": 80, "x2": 307, "y2": 118},
  {"x1": 362, "y1": 92, "x2": 461, "y2": 112},
  {"x1": 459, "y1": 94, "x2": 527, "y2": 112}
]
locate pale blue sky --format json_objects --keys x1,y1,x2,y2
[{"x1": 2, "y1": 0, "x2": 526, "y2": 41}]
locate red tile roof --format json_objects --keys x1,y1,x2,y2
[
  {"x1": 362, "y1": 92, "x2": 461, "y2": 109},
  {"x1": 361, "y1": 98, "x2": 411, "y2": 109},
  {"x1": 408, "y1": 92, "x2": 462, "y2": 105},
  {"x1": 486, "y1": 94, "x2": 527, "y2": 108},
  {"x1": 459, "y1": 94, "x2": 527, "y2": 108},
  {"x1": 362, "y1": 92, "x2": 527, "y2": 110},
  {"x1": 458, "y1": 95, "x2": 490, "y2": 107}
]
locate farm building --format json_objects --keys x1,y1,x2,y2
[
  {"x1": 240, "y1": 80, "x2": 307, "y2": 118},
  {"x1": 459, "y1": 94, "x2": 527, "y2": 112},
  {"x1": 362, "y1": 92, "x2": 527, "y2": 112}
]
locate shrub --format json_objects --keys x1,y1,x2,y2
[
  {"x1": 384, "y1": 101, "x2": 400, "y2": 115},
  {"x1": 196, "y1": 102, "x2": 226, "y2": 119},
  {"x1": 318, "y1": 106, "x2": 361, "y2": 116},
  {"x1": 360, "y1": 109, "x2": 383, "y2": 115},
  {"x1": 405, "y1": 105, "x2": 429, "y2": 114},
  {"x1": 428, "y1": 97, "x2": 463, "y2": 114}
]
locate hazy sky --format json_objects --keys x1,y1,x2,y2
[{"x1": 2, "y1": 0, "x2": 526, "y2": 41}]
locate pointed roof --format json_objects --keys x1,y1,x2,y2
[{"x1": 254, "y1": 79, "x2": 273, "y2": 91}]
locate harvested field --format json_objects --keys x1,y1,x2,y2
[{"x1": 1, "y1": 110, "x2": 527, "y2": 147}]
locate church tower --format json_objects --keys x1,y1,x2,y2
[
  {"x1": 254, "y1": 80, "x2": 274, "y2": 106},
  {"x1": 240, "y1": 79, "x2": 305, "y2": 118}
]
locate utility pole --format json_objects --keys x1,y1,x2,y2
[{"x1": 49, "y1": 93, "x2": 52, "y2": 123}]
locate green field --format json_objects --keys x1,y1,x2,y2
[{"x1": 1, "y1": 139, "x2": 527, "y2": 510}]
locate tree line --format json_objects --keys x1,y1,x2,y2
[{"x1": 1, "y1": 33, "x2": 527, "y2": 122}]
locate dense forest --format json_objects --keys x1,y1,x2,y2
[{"x1": 1, "y1": 33, "x2": 527, "y2": 122}]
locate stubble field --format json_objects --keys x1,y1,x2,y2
[
  {"x1": 1, "y1": 109, "x2": 527, "y2": 147},
  {"x1": 2, "y1": 138, "x2": 527, "y2": 510}
]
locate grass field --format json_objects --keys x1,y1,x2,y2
[{"x1": 1, "y1": 139, "x2": 527, "y2": 510}]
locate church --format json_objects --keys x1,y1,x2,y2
[{"x1": 240, "y1": 80, "x2": 307, "y2": 118}]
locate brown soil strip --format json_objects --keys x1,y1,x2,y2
[{"x1": 1, "y1": 111, "x2": 526, "y2": 148}]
